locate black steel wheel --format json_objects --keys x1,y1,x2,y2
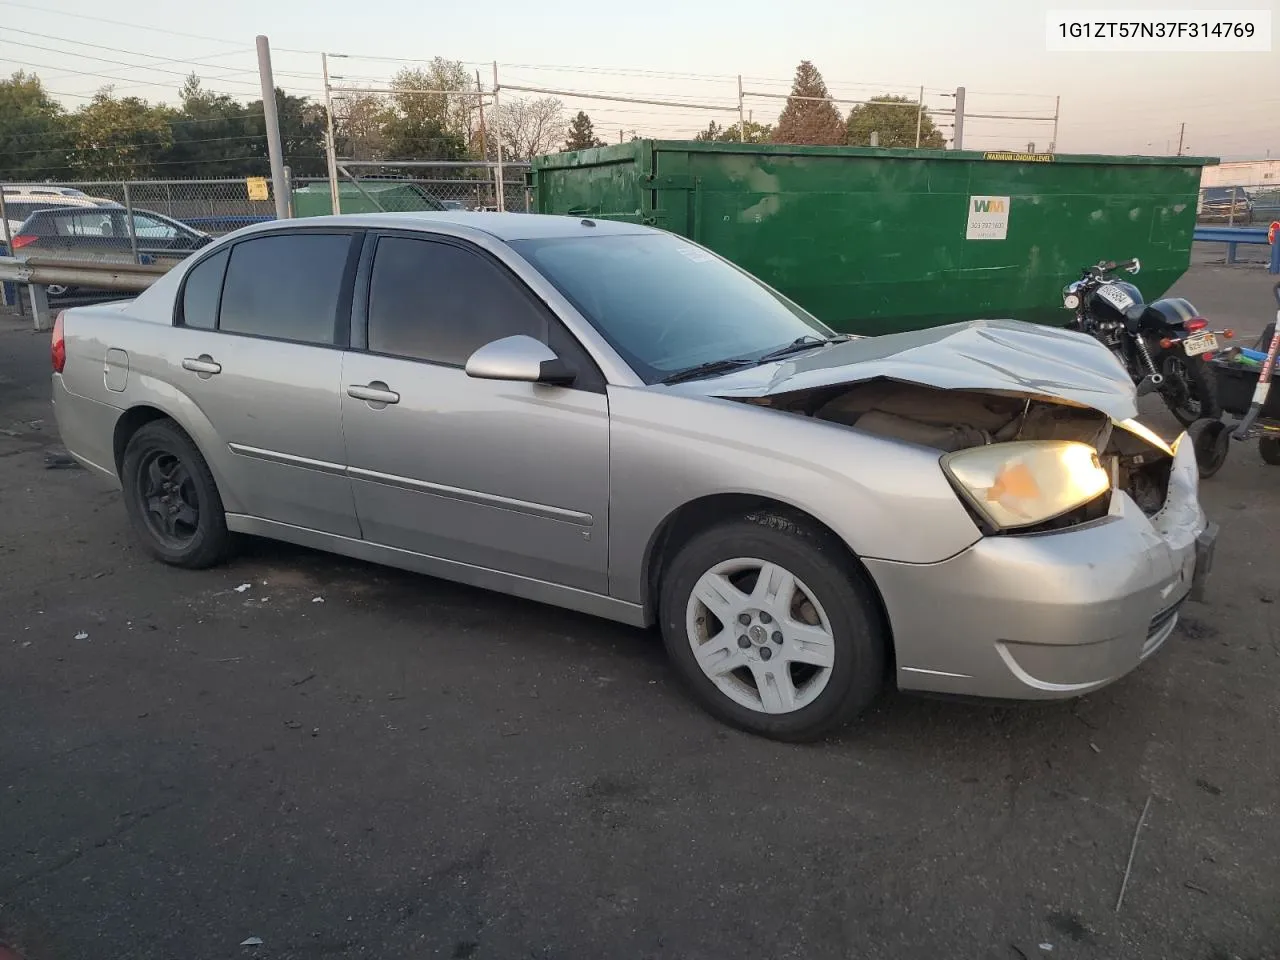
[{"x1": 121, "y1": 419, "x2": 231, "y2": 568}]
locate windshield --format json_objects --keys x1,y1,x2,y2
[{"x1": 510, "y1": 232, "x2": 833, "y2": 383}]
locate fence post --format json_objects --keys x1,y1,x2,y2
[
  {"x1": 0, "y1": 187, "x2": 24, "y2": 318},
  {"x1": 27, "y1": 281, "x2": 52, "y2": 332},
  {"x1": 1228, "y1": 186, "x2": 1236, "y2": 227},
  {"x1": 122, "y1": 181, "x2": 140, "y2": 265},
  {"x1": 322, "y1": 53, "x2": 342, "y2": 215},
  {"x1": 953, "y1": 86, "x2": 966, "y2": 150},
  {"x1": 915, "y1": 85, "x2": 924, "y2": 148}
]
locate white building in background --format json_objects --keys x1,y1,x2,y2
[{"x1": 1200, "y1": 159, "x2": 1280, "y2": 187}]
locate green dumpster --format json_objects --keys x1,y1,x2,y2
[
  {"x1": 292, "y1": 180, "x2": 448, "y2": 217},
  {"x1": 532, "y1": 140, "x2": 1216, "y2": 335}
]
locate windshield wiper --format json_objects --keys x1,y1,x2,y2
[
  {"x1": 660, "y1": 358, "x2": 756, "y2": 385},
  {"x1": 755, "y1": 334, "x2": 848, "y2": 364}
]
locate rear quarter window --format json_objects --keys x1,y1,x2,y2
[{"x1": 178, "y1": 249, "x2": 229, "y2": 330}]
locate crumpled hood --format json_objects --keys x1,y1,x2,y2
[{"x1": 683, "y1": 318, "x2": 1140, "y2": 422}]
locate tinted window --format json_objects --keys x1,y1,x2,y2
[
  {"x1": 509, "y1": 232, "x2": 831, "y2": 384},
  {"x1": 179, "y1": 249, "x2": 228, "y2": 330},
  {"x1": 219, "y1": 233, "x2": 352, "y2": 344},
  {"x1": 49, "y1": 211, "x2": 117, "y2": 237},
  {"x1": 133, "y1": 213, "x2": 180, "y2": 239},
  {"x1": 4, "y1": 201, "x2": 49, "y2": 223},
  {"x1": 367, "y1": 237, "x2": 547, "y2": 365}
]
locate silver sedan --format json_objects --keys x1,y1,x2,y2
[{"x1": 50, "y1": 213, "x2": 1217, "y2": 741}]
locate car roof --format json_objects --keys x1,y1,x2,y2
[{"x1": 246, "y1": 211, "x2": 656, "y2": 242}]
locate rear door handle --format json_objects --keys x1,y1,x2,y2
[
  {"x1": 347, "y1": 382, "x2": 400, "y2": 405},
  {"x1": 182, "y1": 355, "x2": 221, "y2": 375}
]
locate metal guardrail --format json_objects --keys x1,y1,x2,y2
[
  {"x1": 0, "y1": 255, "x2": 172, "y2": 331},
  {"x1": 1193, "y1": 225, "x2": 1280, "y2": 273}
]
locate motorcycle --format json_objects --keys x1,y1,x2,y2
[{"x1": 1062, "y1": 258, "x2": 1223, "y2": 426}]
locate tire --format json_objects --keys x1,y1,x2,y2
[
  {"x1": 658, "y1": 512, "x2": 887, "y2": 742},
  {"x1": 1187, "y1": 418, "x2": 1230, "y2": 479},
  {"x1": 1261, "y1": 436, "x2": 1280, "y2": 466},
  {"x1": 1159, "y1": 350, "x2": 1221, "y2": 427},
  {"x1": 120, "y1": 419, "x2": 232, "y2": 569}
]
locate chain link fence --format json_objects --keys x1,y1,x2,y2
[{"x1": 1, "y1": 164, "x2": 534, "y2": 278}]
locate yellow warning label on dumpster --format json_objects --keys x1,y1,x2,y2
[
  {"x1": 245, "y1": 176, "x2": 270, "y2": 201},
  {"x1": 982, "y1": 151, "x2": 1055, "y2": 163}
]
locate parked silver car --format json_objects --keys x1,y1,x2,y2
[{"x1": 50, "y1": 213, "x2": 1216, "y2": 741}]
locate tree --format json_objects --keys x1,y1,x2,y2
[
  {"x1": 695, "y1": 119, "x2": 773, "y2": 143},
  {"x1": 70, "y1": 89, "x2": 174, "y2": 179},
  {"x1": 0, "y1": 71, "x2": 72, "y2": 180},
  {"x1": 244, "y1": 90, "x2": 327, "y2": 176},
  {"x1": 846, "y1": 95, "x2": 945, "y2": 149},
  {"x1": 771, "y1": 60, "x2": 844, "y2": 145},
  {"x1": 381, "y1": 63, "x2": 472, "y2": 160},
  {"x1": 164, "y1": 74, "x2": 256, "y2": 178},
  {"x1": 564, "y1": 110, "x2": 604, "y2": 151},
  {"x1": 334, "y1": 90, "x2": 391, "y2": 161},
  {"x1": 494, "y1": 96, "x2": 566, "y2": 160}
]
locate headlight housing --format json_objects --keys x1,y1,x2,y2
[{"x1": 941, "y1": 440, "x2": 1111, "y2": 531}]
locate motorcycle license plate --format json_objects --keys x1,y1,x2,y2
[{"x1": 1183, "y1": 332, "x2": 1218, "y2": 356}]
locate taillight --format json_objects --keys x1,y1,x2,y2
[
  {"x1": 51, "y1": 311, "x2": 66, "y2": 374},
  {"x1": 11, "y1": 234, "x2": 36, "y2": 249},
  {"x1": 1186, "y1": 318, "x2": 1208, "y2": 332}
]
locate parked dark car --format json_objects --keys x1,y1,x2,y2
[
  {"x1": 11, "y1": 206, "x2": 212, "y2": 297},
  {"x1": 1199, "y1": 186, "x2": 1254, "y2": 223}
]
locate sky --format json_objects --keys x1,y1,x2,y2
[{"x1": 2, "y1": 0, "x2": 1278, "y2": 160}]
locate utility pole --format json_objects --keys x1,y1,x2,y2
[
  {"x1": 321, "y1": 52, "x2": 341, "y2": 214},
  {"x1": 914, "y1": 85, "x2": 924, "y2": 148},
  {"x1": 492, "y1": 61, "x2": 505, "y2": 211},
  {"x1": 953, "y1": 86, "x2": 966, "y2": 150},
  {"x1": 475, "y1": 70, "x2": 491, "y2": 208},
  {"x1": 256, "y1": 35, "x2": 290, "y2": 220},
  {"x1": 1177, "y1": 122, "x2": 1186, "y2": 156}
]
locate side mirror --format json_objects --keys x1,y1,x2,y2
[{"x1": 464, "y1": 334, "x2": 576, "y2": 385}]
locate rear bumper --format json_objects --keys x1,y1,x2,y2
[{"x1": 867, "y1": 440, "x2": 1213, "y2": 701}]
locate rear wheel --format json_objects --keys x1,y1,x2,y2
[
  {"x1": 658, "y1": 512, "x2": 886, "y2": 742},
  {"x1": 1159, "y1": 351, "x2": 1220, "y2": 427},
  {"x1": 120, "y1": 419, "x2": 231, "y2": 568},
  {"x1": 1260, "y1": 436, "x2": 1280, "y2": 466},
  {"x1": 1188, "y1": 418, "x2": 1230, "y2": 479}
]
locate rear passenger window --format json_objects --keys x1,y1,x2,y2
[
  {"x1": 178, "y1": 249, "x2": 228, "y2": 329},
  {"x1": 218, "y1": 233, "x2": 351, "y2": 345},
  {"x1": 367, "y1": 237, "x2": 547, "y2": 365}
]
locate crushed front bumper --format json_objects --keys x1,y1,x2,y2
[{"x1": 866, "y1": 434, "x2": 1215, "y2": 701}]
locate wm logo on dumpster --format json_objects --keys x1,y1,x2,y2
[{"x1": 972, "y1": 198, "x2": 1006, "y2": 213}]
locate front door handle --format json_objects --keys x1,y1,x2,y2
[
  {"x1": 182, "y1": 355, "x2": 221, "y2": 376},
  {"x1": 347, "y1": 382, "x2": 400, "y2": 405}
]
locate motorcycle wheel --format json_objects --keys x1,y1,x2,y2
[
  {"x1": 1188, "y1": 419, "x2": 1230, "y2": 479},
  {"x1": 1159, "y1": 350, "x2": 1221, "y2": 427},
  {"x1": 1261, "y1": 436, "x2": 1280, "y2": 466}
]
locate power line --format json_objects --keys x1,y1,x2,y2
[
  {"x1": 0, "y1": 37, "x2": 264, "y2": 91},
  {"x1": 0, "y1": 113, "x2": 269, "y2": 144},
  {"x1": 2, "y1": 56, "x2": 257, "y2": 98}
]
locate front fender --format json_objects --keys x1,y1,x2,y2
[{"x1": 605, "y1": 387, "x2": 982, "y2": 604}]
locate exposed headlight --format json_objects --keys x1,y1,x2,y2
[{"x1": 941, "y1": 441, "x2": 1111, "y2": 531}]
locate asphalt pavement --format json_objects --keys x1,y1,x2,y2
[{"x1": 0, "y1": 261, "x2": 1277, "y2": 960}]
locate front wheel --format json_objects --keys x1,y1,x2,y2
[
  {"x1": 1159, "y1": 350, "x2": 1221, "y2": 427},
  {"x1": 658, "y1": 512, "x2": 887, "y2": 742}
]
